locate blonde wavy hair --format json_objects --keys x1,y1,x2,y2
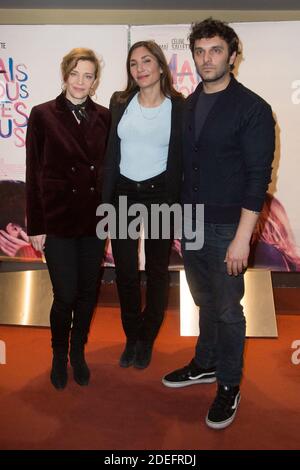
[{"x1": 61, "y1": 47, "x2": 101, "y2": 95}]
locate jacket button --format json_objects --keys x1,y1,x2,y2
[
  {"x1": 90, "y1": 187, "x2": 95, "y2": 192},
  {"x1": 193, "y1": 166, "x2": 198, "y2": 171},
  {"x1": 193, "y1": 146, "x2": 198, "y2": 152},
  {"x1": 193, "y1": 186, "x2": 198, "y2": 192},
  {"x1": 72, "y1": 188, "x2": 77, "y2": 193},
  {"x1": 71, "y1": 166, "x2": 76, "y2": 172},
  {"x1": 90, "y1": 165, "x2": 95, "y2": 171}
]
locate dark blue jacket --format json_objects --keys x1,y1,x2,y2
[{"x1": 182, "y1": 75, "x2": 275, "y2": 223}]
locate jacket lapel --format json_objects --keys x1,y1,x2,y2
[
  {"x1": 189, "y1": 75, "x2": 238, "y2": 145},
  {"x1": 112, "y1": 92, "x2": 136, "y2": 126},
  {"x1": 55, "y1": 93, "x2": 90, "y2": 160},
  {"x1": 109, "y1": 92, "x2": 137, "y2": 164},
  {"x1": 80, "y1": 97, "x2": 104, "y2": 162},
  {"x1": 185, "y1": 82, "x2": 203, "y2": 143}
]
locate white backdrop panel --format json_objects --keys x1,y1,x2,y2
[{"x1": 0, "y1": 25, "x2": 128, "y2": 181}]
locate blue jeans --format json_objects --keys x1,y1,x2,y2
[{"x1": 182, "y1": 223, "x2": 246, "y2": 386}]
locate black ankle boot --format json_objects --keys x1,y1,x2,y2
[
  {"x1": 50, "y1": 352, "x2": 68, "y2": 390},
  {"x1": 70, "y1": 348, "x2": 90, "y2": 386},
  {"x1": 119, "y1": 341, "x2": 137, "y2": 368},
  {"x1": 134, "y1": 340, "x2": 153, "y2": 369}
]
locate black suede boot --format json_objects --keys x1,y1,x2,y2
[
  {"x1": 134, "y1": 340, "x2": 153, "y2": 369},
  {"x1": 70, "y1": 346, "x2": 90, "y2": 386},
  {"x1": 119, "y1": 340, "x2": 137, "y2": 368},
  {"x1": 50, "y1": 351, "x2": 68, "y2": 390}
]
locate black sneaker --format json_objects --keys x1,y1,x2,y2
[
  {"x1": 206, "y1": 384, "x2": 241, "y2": 430},
  {"x1": 162, "y1": 359, "x2": 216, "y2": 388}
]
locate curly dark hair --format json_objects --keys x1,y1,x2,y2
[{"x1": 189, "y1": 18, "x2": 240, "y2": 69}]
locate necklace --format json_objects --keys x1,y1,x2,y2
[{"x1": 137, "y1": 95, "x2": 164, "y2": 120}]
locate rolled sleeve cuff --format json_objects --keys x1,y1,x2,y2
[{"x1": 242, "y1": 195, "x2": 265, "y2": 213}]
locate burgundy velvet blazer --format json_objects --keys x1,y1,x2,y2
[{"x1": 26, "y1": 93, "x2": 111, "y2": 237}]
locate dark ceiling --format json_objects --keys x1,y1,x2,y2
[{"x1": 0, "y1": 0, "x2": 299, "y2": 10}]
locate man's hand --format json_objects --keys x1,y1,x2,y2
[
  {"x1": 224, "y1": 208, "x2": 260, "y2": 276},
  {"x1": 225, "y1": 237, "x2": 250, "y2": 276}
]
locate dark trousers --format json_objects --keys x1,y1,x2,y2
[
  {"x1": 182, "y1": 222, "x2": 246, "y2": 386},
  {"x1": 112, "y1": 173, "x2": 172, "y2": 343},
  {"x1": 44, "y1": 236, "x2": 105, "y2": 352}
]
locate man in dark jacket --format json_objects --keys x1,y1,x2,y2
[{"x1": 162, "y1": 18, "x2": 275, "y2": 429}]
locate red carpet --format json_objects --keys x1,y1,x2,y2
[{"x1": 0, "y1": 306, "x2": 300, "y2": 450}]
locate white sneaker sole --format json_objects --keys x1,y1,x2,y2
[{"x1": 162, "y1": 376, "x2": 216, "y2": 388}]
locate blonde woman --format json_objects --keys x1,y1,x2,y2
[{"x1": 26, "y1": 48, "x2": 110, "y2": 389}]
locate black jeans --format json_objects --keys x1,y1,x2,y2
[
  {"x1": 44, "y1": 236, "x2": 105, "y2": 352},
  {"x1": 182, "y1": 222, "x2": 246, "y2": 386},
  {"x1": 112, "y1": 173, "x2": 173, "y2": 344}
]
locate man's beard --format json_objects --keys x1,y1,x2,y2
[{"x1": 201, "y1": 66, "x2": 229, "y2": 83}]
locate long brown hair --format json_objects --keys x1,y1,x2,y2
[{"x1": 118, "y1": 40, "x2": 182, "y2": 103}]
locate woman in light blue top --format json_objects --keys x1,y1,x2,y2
[{"x1": 102, "y1": 41, "x2": 184, "y2": 369}]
